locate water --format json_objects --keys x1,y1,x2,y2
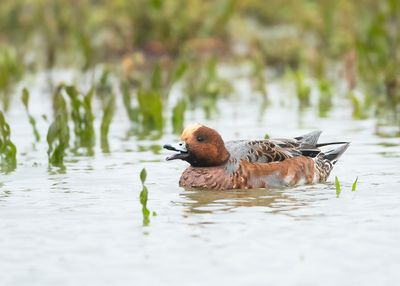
[{"x1": 1, "y1": 73, "x2": 400, "y2": 286}]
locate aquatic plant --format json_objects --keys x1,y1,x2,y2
[
  {"x1": 0, "y1": 47, "x2": 23, "y2": 111},
  {"x1": 121, "y1": 80, "x2": 140, "y2": 125},
  {"x1": 123, "y1": 62, "x2": 187, "y2": 136},
  {"x1": 352, "y1": 177, "x2": 358, "y2": 192},
  {"x1": 250, "y1": 53, "x2": 268, "y2": 100},
  {"x1": 100, "y1": 94, "x2": 116, "y2": 153},
  {"x1": 47, "y1": 86, "x2": 69, "y2": 167},
  {"x1": 349, "y1": 91, "x2": 367, "y2": 120},
  {"x1": 52, "y1": 84, "x2": 68, "y2": 117},
  {"x1": 335, "y1": 176, "x2": 341, "y2": 198},
  {"x1": 65, "y1": 85, "x2": 95, "y2": 152},
  {"x1": 137, "y1": 88, "x2": 163, "y2": 136},
  {"x1": 96, "y1": 69, "x2": 113, "y2": 104},
  {"x1": 21, "y1": 88, "x2": 40, "y2": 142},
  {"x1": 47, "y1": 114, "x2": 70, "y2": 168},
  {"x1": 77, "y1": 30, "x2": 95, "y2": 71},
  {"x1": 172, "y1": 99, "x2": 187, "y2": 134},
  {"x1": 317, "y1": 78, "x2": 333, "y2": 118},
  {"x1": 1, "y1": 0, "x2": 398, "y2": 134},
  {"x1": 184, "y1": 58, "x2": 234, "y2": 118},
  {"x1": 294, "y1": 71, "x2": 311, "y2": 108},
  {"x1": 0, "y1": 111, "x2": 17, "y2": 173},
  {"x1": 356, "y1": 0, "x2": 400, "y2": 119},
  {"x1": 334, "y1": 176, "x2": 359, "y2": 197},
  {"x1": 171, "y1": 62, "x2": 188, "y2": 87},
  {"x1": 139, "y1": 168, "x2": 150, "y2": 226}
]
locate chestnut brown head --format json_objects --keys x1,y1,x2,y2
[{"x1": 163, "y1": 124, "x2": 230, "y2": 167}]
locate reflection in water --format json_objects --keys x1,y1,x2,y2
[
  {"x1": 0, "y1": 189, "x2": 12, "y2": 198},
  {"x1": 179, "y1": 187, "x2": 319, "y2": 215},
  {"x1": 47, "y1": 165, "x2": 66, "y2": 175},
  {"x1": 48, "y1": 172, "x2": 71, "y2": 193}
]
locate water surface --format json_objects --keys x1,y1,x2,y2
[{"x1": 1, "y1": 75, "x2": 400, "y2": 286}]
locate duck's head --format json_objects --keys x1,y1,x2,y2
[{"x1": 163, "y1": 124, "x2": 230, "y2": 167}]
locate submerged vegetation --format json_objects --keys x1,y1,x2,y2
[
  {"x1": 335, "y1": 176, "x2": 341, "y2": 198},
  {"x1": 65, "y1": 86, "x2": 95, "y2": 153},
  {"x1": 352, "y1": 177, "x2": 359, "y2": 192},
  {"x1": 21, "y1": 88, "x2": 40, "y2": 142},
  {"x1": 47, "y1": 86, "x2": 70, "y2": 168},
  {"x1": 335, "y1": 176, "x2": 359, "y2": 197},
  {"x1": 47, "y1": 115, "x2": 70, "y2": 168},
  {"x1": 100, "y1": 94, "x2": 116, "y2": 153},
  {"x1": 0, "y1": 111, "x2": 17, "y2": 172},
  {"x1": 139, "y1": 168, "x2": 156, "y2": 226}
]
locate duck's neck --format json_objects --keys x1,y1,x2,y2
[
  {"x1": 188, "y1": 145, "x2": 230, "y2": 167},
  {"x1": 218, "y1": 148, "x2": 230, "y2": 165}
]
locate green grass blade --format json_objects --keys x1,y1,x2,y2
[
  {"x1": 352, "y1": 177, "x2": 358, "y2": 192},
  {"x1": 0, "y1": 111, "x2": 17, "y2": 173},
  {"x1": 335, "y1": 176, "x2": 341, "y2": 198},
  {"x1": 140, "y1": 168, "x2": 147, "y2": 185},
  {"x1": 21, "y1": 88, "x2": 40, "y2": 142}
]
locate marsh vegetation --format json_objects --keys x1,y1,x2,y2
[{"x1": 0, "y1": 1, "x2": 399, "y2": 173}]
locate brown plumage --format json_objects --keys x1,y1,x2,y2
[{"x1": 164, "y1": 124, "x2": 349, "y2": 190}]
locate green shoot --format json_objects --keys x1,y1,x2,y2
[
  {"x1": 0, "y1": 111, "x2": 17, "y2": 173},
  {"x1": 251, "y1": 53, "x2": 268, "y2": 100},
  {"x1": 294, "y1": 71, "x2": 311, "y2": 108},
  {"x1": 183, "y1": 58, "x2": 233, "y2": 119},
  {"x1": 65, "y1": 85, "x2": 95, "y2": 152},
  {"x1": 100, "y1": 94, "x2": 116, "y2": 153},
  {"x1": 0, "y1": 47, "x2": 23, "y2": 111},
  {"x1": 120, "y1": 80, "x2": 139, "y2": 123},
  {"x1": 21, "y1": 88, "x2": 40, "y2": 142},
  {"x1": 53, "y1": 84, "x2": 68, "y2": 118},
  {"x1": 139, "y1": 168, "x2": 150, "y2": 226},
  {"x1": 78, "y1": 31, "x2": 94, "y2": 71},
  {"x1": 48, "y1": 86, "x2": 69, "y2": 167},
  {"x1": 318, "y1": 78, "x2": 333, "y2": 117},
  {"x1": 96, "y1": 69, "x2": 112, "y2": 104},
  {"x1": 150, "y1": 63, "x2": 162, "y2": 92},
  {"x1": 335, "y1": 176, "x2": 341, "y2": 198},
  {"x1": 171, "y1": 62, "x2": 188, "y2": 84},
  {"x1": 349, "y1": 91, "x2": 366, "y2": 120},
  {"x1": 172, "y1": 99, "x2": 186, "y2": 134},
  {"x1": 47, "y1": 114, "x2": 70, "y2": 167},
  {"x1": 140, "y1": 168, "x2": 147, "y2": 185},
  {"x1": 137, "y1": 88, "x2": 163, "y2": 135},
  {"x1": 352, "y1": 177, "x2": 358, "y2": 192}
]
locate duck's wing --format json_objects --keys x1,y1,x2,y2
[{"x1": 225, "y1": 131, "x2": 323, "y2": 172}]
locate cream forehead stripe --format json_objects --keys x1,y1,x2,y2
[{"x1": 181, "y1": 123, "x2": 204, "y2": 138}]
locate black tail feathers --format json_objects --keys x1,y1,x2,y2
[
  {"x1": 320, "y1": 142, "x2": 350, "y2": 164},
  {"x1": 295, "y1": 131, "x2": 350, "y2": 163}
]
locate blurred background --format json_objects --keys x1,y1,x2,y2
[{"x1": 1, "y1": 0, "x2": 399, "y2": 124}]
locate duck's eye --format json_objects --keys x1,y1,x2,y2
[{"x1": 197, "y1": 136, "x2": 204, "y2": 142}]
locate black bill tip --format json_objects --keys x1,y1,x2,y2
[{"x1": 164, "y1": 143, "x2": 189, "y2": 161}]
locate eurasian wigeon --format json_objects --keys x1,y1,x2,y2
[{"x1": 164, "y1": 124, "x2": 349, "y2": 190}]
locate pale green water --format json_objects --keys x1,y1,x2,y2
[{"x1": 1, "y1": 72, "x2": 400, "y2": 286}]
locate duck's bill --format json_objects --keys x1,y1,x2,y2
[{"x1": 163, "y1": 142, "x2": 189, "y2": 161}]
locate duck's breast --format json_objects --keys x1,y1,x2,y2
[{"x1": 179, "y1": 166, "x2": 233, "y2": 190}]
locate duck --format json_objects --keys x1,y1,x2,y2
[{"x1": 163, "y1": 124, "x2": 349, "y2": 190}]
